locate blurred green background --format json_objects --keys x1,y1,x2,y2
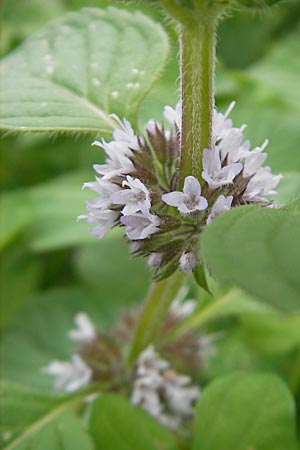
[{"x1": 1, "y1": 0, "x2": 300, "y2": 396}]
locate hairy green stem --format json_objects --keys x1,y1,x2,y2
[
  {"x1": 180, "y1": 19, "x2": 217, "y2": 186},
  {"x1": 127, "y1": 271, "x2": 185, "y2": 365}
]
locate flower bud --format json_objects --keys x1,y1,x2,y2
[{"x1": 179, "y1": 252, "x2": 197, "y2": 271}]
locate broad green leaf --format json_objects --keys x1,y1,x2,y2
[
  {"x1": 74, "y1": 238, "x2": 150, "y2": 306},
  {"x1": 231, "y1": 100, "x2": 300, "y2": 174},
  {"x1": 27, "y1": 171, "x2": 95, "y2": 251},
  {"x1": 236, "y1": 0, "x2": 285, "y2": 7},
  {"x1": 250, "y1": 25, "x2": 300, "y2": 112},
  {"x1": 0, "y1": 381, "x2": 94, "y2": 450},
  {"x1": 201, "y1": 206, "x2": 300, "y2": 312},
  {"x1": 193, "y1": 373, "x2": 298, "y2": 450},
  {"x1": 0, "y1": 171, "x2": 101, "y2": 252},
  {"x1": 0, "y1": 7, "x2": 169, "y2": 133},
  {"x1": 0, "y1": 247, "x2": 40, "y2": 330},
  {"x1": 0, "y1": 0, "x2": 65, "y2": 57},
  {"x1": 0, "y1": 288, "x2": 112, "y2": 390},
  {"x1": 0, "y1": 192, "x2": 34, "y2": 250},
  {"x1": 226, "y1": 27, "x2": 300, "y2": 174},
  {"x1": 89, "y1": 394, "x2": 178, "y2": 450},
  {"x1": 239, "y1": 311, "x2": 300, "y2": 355},
  {"x1": 273, "y1": 172, "x2": 300, "y2": 205}
]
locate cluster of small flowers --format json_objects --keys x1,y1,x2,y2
[
  {"x1": 43, "y1": 297, "x2": 214, "y2": 428},
  {"x1": 131, "y1": 346, "x2": 200, "y2": 429},
  {"x1": 80, "y1": 103, "x2": 282, "y2": 279}
]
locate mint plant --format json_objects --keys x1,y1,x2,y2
[{"x1": 1, "y1": 1, "x2": 300, "y2": 449}]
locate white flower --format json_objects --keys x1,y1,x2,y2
[
  {"x1": 78, "y1": 208, "x2": 119, "y2": 239},
  {"x1": 170, "y1": 298, "x2": 197, "y2": 318},
  {"x1": 202, "y1": 147, "x2": 243, "y2": 189},
  {"x1": 110, "y1": 175, "x2": 151, "y2": 215},
  {"x1": 68, "y1": 313, "x2": 97, "y2": 344},
  {"x1": 212, "y1": 102, "x2": 235, "y2": 141},
  {"x1": 163, "y1": 103, "x2": 181, "y2": 128},
  {"x1": 121, "y1": 207, "x2": 161, "y2": 240},
  {"x1": 92, "y1": 140, "x2": 135, "y2": 180},
  {"x1": 164, "y1": 371, "x2": 200, "y2": 417},
  {"x1": 43, "y1": 354, "x2": 92, "y2": 392},
  {"x1": 82, "y1": 177, "x2": 120, "y2": 210},
  {"x1": 242, "y1": 140, "x2": 268, "y2": 177},
  {"x1": 244, "y1": 166, "x2": 282, "y2": 202},
  {"x1": 206, "y1": 195, "x2": 233, "y2": 224},
  {"x1": 162, "y1": 176, "x2": 208, "y2": 214},
  {"x1": 110, "y1": 114, "x2": 140, "y2": 150},
  {"x1": 179, "y1": 252, "x2": 197, "y2": 271},
  {"x1": 131, "y1": 346, "x2": 200, "y2": 429},
  {"x1": 131, "y1": 382, "x2": 163, "y2": 417},
  {"x1": 135, "y1": 346, "x2": 170, "y2": 376}
]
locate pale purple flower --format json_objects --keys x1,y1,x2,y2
[
  {"x1": 244, "y1": 167, "x2": 282, "y2": 202},
  {"x1": 78, "y1": 208, "x2": 119, "y2": 239},
  {"x1": 110, "y1": 114, "x2": 140, "y2": 150},
  {"x1": 92, "y1": 140, "x2": 135, "y2": 180},
  {"x1": 206, "y1": 195, "x2": 233, "y2": 224},
  {"x1": 202, "y1": 147, "x2": 243, "y2": 189},
  {"x1": 135, "y1": 346, "x2": 170, "y2": 376},
  {"x1": 110, "y1": 175, "x2": 151, "y2": 215},
  {"x1": 170, "y1": 299, "x2": 197, "y2": 318},
  {"x1": 121, "y1": 208, "x2": 161, "y2": 240},
  {"x1": 148, "y1": 252, "x2": 164, "y2": 268},
  {"x1": 82, "y1": 177, "x2": 120, "y2": 210},
  {"x1": 42, "y1": 354, "x2": 92, "y2": 392},
  {"x1": 179, "y1": 252, "x2": 197, "y2": 271},
  {"x1": 131, "y1": 346, "x2": 200, "y2": 429},
  {"x1": 68, "y1": 313, "x2": 96, "y2": 344},
  {"x1": 242, "y1": 139, "x2": 269, "y2": 177},
  {"x1": 164, "y1": 372, "x2": 200, "y2": 417},
  {"x1": 162, "y1": 176, "x2": 208, "y2": 214},
  {"x1": 212, "y1": 101, "x2": 235, "y2": 141},
  {"x1": 163, "y1": 103, "x2": 181, "y2": 128}
]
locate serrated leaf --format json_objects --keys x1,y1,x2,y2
[
  {"x1": 89, "y1": 394, "x2": 178, "y2": 450},
  {"x1": 201, "y1": 206, "x2": 300, "y2": 312},
  {"x1": 192, "y1": 373, "x2": 298, "y2": 450},
  {"x1": 0, "y1": 382, "x2": 94, "y2": 450},
  {"x1": 0, "y1": 7, "x2": 169, "y2": 133}
]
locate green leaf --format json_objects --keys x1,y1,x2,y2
[
  {"x1": 201, "y1": 206, "x2": 300, "y2": 312},
  {"x1": 236, "y1": 0, "x2": 284, "y2": 8},
  {"x1": 239, "y1": 311, "x2": 300, "y2": 355},
  {"x1": 1, "y1": 288, "x2": 112, "y2": 390},
  {"x1": 89, "y1": 394, "x2": 178, "y2": 450},
  {"x1": 0, "y1": 171, "x2": 103, "y2": 252},
  {"x1": 250, "y1": 25, "x2": 300, "y2": 112},
  {"x1": 0, "y1": 381, "x2": 94, "y2": 450},
  {"x1": 0, "y1": 192, "x2": 34, "y2": 250},
  {"x1": 193, "y1": 373, "x2": 298, "y2": 450},
  {"x1": 74, "y1": 238, "x2": 150, "y2": 307},
  {"x1": 0, "y1": 247, "x2": 40, "y2": 330},
  {"x1": 0, "y1": 7, "x2": 169, "y2": 133},
  {"x1": 274, "y1": 172, "x2": 300, "y2": 206},
  {"x1": 27, "y1": 171, "x2": 95, "y2": 251}
]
